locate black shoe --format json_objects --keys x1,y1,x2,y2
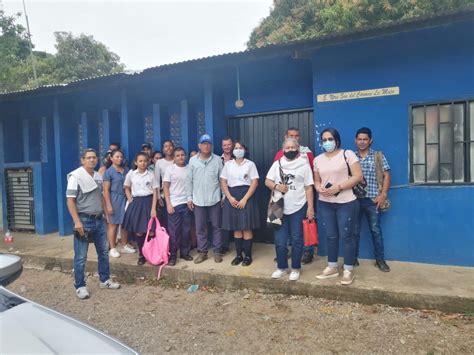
[
  {"x1": 375, "y1": 260, "x2": 390, "y2": 272},
  {"x1": 180, "y1": 254, "x2": 193, "y2": 261},
  {"x1": 168, "y1": 258, "x2": 176, "y2": 266},
  {"x1": 301, "y1": 252, "x2": 313, "y2": 265},
  {"x1": 231, "y1": 256, "x2": 243, "y2": 266},
  {"x1": 137, "y1": 257, "x2": 146, "y2": 266},
  {"x1": 242, "y1": 257, "x2": 252, "y2": 267},
  {"x1": 220, "y1": 247, "x2": 230, "y2": 254},
  {"x1": 354, "y1": 258, "x2": 360, "y2": 267}
]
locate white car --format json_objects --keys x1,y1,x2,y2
[
  {"x1": 0, "y1": 253, "x2": 138, "y2": 354},
  {"x1": 0, "y1": 253, "x2": 22, "y2": 286}
]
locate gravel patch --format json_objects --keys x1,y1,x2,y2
[{"x1": 6, "y1": 268, "x2": 474, "y2": 354}]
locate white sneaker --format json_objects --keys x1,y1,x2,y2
[
  {"x1": 316, "y1": 266, "x2": 340, "y2": 280},
  {"x1": 271, "y1": 269, "x2": 288, "y2": 279},
  {"x1": 76, "y1": 287, "x2": 90, "y2": 299},
  {"x1": 99, "y1": 279, "x2": 121, "y2": 289},
  {"x1": 109, "y1": 248, "x2": 120, "y2": 258},
  {"x1": 289, "y1": 270, "x2": 300, "y2": 281},
  {"x1": 122, "y1": 244, "x2": 136, "y2": 254},
  {"x1": 340, "y1": 269, "x2": 355, "y2": 285}
]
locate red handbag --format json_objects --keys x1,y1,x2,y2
[{"x1": 303, "y1": 218, "x2": 319, "y2": 247}]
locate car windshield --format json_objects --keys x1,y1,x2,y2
[{"x1": 0, "y1": 289, "x2": 25, "y2": 313}]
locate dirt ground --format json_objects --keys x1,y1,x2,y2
[{"x1": 6, "y1": 268, "x2": 474, "y2": 354}]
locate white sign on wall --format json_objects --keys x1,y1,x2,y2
[{"x1": 317, "y1": 86, "x2": 400, "y2": 102}]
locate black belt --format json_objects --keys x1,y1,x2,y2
[{"x1": 78, "y1": 213, "x2": 103, "y2": 219}]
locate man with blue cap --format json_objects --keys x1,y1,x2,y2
[{"x1": 186, "y1": 134, "x2": 224, "y2": 263}]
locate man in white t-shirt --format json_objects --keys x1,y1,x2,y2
[
  {"x1": 154, "y1": 139, "x2": 175, "y2": 228},
  {"x1": 163, "y1": 147, "x2": 193, "y2": 266}
]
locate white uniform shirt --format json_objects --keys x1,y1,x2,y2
[
  {"x1": 163, "y1": 164, "x2": 188, "y2": 207},
  {"x1": 154, "y1": 159, "x2": 174, "y2": 185},
  {"x1": 124, "y1": 169, "x2": 158, "y2": 197},
  {"x1": 220, "y1": 159, "x2": 259, "y2": 187}
]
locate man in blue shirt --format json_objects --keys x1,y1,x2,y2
[
  {"x1": 354, "y1": 127, "x2": 391, "y2": 272},
  {"x1": 186, "y1": 134, "x2": 224, "y2": 264}
]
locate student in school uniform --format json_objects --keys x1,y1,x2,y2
[
  {"x1": 163, "y1": 147, "x2": 193, "y2": 266},
  {"x1": 122, "y1": 152, "x2": 159, "y2": 265},
  {"x1": 103, "y1": 150, "x2": 135, "y2": 258},
  {"x1": 220, "y1": 141, "x2": 260, "y2": 266},
  {"x1": 154, "y1": 140, "x2": 175, "y2": 229}
]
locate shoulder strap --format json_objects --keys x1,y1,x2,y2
[
  {"x1": 343, "y1": 150, "x2": 352, "y2": 177},
  {"x1": 375, "y1": 151, "x2": 384, "y2": 190},
  {"x1": 278, "y1": 159, "x2": 285, "y2": 184}
]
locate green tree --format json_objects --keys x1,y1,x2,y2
[
  {"x1": 0, "y1": 10, "x2": 31, "y2": 92},
  {"x1": 248, "y1": 0, "x2": 474, "y2": 49},
  {"x1": 51, "y1": 32, "x2": 124, "y2": 83},
  {"x1": 0, "y1": 11, "x2": 125, "y2": 93}
]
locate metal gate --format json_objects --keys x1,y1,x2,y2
[
  {"x1": 5, "y1": 168, "x2": 35, "y2": 231},
  {"x1": 228, "y1": 108, "x2": 314, "y2": 242}
]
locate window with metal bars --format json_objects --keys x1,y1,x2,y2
[{"x1": 410, "y1": 100, "x2": 474, "y2": 184}]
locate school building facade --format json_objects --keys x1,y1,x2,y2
[{"x1": 0, "y1": 9, "x2": 473, "y2": 266}]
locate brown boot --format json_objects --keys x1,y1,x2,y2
[
  {"x1": 214, "y1": 253, "x2": 223, "y2": 263},
  {"x1": 194, "y1": 252, "x2": 208, "y2": 264}
]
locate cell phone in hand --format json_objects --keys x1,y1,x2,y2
[{"x1": 325, "y1": 182, "x2": 341, "y2": 197}]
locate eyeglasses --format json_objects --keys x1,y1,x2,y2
[{"x1": 322, "y1": 138, "x2": 335, "y2": 142}]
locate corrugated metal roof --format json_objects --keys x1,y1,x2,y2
[{"x1": 1, "y1": 5, "x2": 473, "y2": 100}]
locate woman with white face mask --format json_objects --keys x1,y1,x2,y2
[
  {"x1": 265, "y1": 137, "x2": 315, "y2": 282},
  {"x1": 220, "y1": 141, "x2": 260, "y2": 266},
  {"x1": 313, "y1": 128, "x2": 363, "y2": 286}
]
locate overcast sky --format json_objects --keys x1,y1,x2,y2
[{"x1": 3, "y1": 0, "x2": 273, "y2": 70}]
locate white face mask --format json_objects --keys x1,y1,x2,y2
[{"x1": 233, "y1": 148, "x2": 245, "y2": 159}]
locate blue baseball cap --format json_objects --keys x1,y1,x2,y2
[{"x1": 199, "y1": 134, "x2": 213, "y2": 144}]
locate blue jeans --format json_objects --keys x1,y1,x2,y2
[
  {"x1": 274, "y1": 204, "x2": 307, "y2": 270},
  {"x1": 354, "y1": 198, "x2": 385, "y2": 261},
  {"x1": 318, "y1": 199, "x2": 359, "y2": 268},
  {"x1": 73, "y1": 215, "x2": 110, "y2": 289}
]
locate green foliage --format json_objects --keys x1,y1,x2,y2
[
  {"x1": 247, "y1": 0, "x2": 474, "y2": 48},
  {"x1": 52, "y1": 32, "x2": 124, "y2": 83},
  {"x1": 0, "y1": 11, "x2": 125, "y2": 93}
]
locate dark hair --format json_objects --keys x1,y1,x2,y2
[
  {"x1": 174, "y1": 147, "x2": 186, "y2": 155},
  {"x1": 287, "y1": 127, "x2": 300, "y2": 133},
  {"x1": 234, "y1": 140, "x2": 249, "y2": 159},
  {"x1": 320, "y1": 128, "x2": 341, "y2": 148},
  {"x1": 134, "y1": 151, "x2": 149, "y2": 161},
  {"x1": 162, "y1": 140, "x2": 174, "y2": 150},
  {"x1": 109, "y1": 142, "x2": 121, "y2": 149},
  {"x1": 141, "y1": 142, "x2": 152, "y2": 149},
  {"x1": 356, "y1": 127, "x2": 372, "y2": 139},
  {"x1": 222, "y1": 136, "x2": 233, "y2": 143},
  {"x1": 152, "y1": 150, "x2": 162, "y2": 157},
  {"x1": 110, "y1": 149, "x2": 124, "y2": 158},
  {"x1": 81, "y1": 148, "x2": 97, "y2": 159}
]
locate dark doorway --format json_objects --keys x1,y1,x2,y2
[{"x1": 227, "y1": 108, "x2": 314, "y2": 243}]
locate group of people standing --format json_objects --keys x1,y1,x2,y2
[{"x1": 66, "y1": 125, "x2": 391, "y2": 299}]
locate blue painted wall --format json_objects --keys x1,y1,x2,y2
[
  {"x1": 0, "y1": 19, "x2": 472, "y2": 265},
  {"x1": 312, "y1": 21, "x2": 474, "y2": 266},
  {"x1": 222, "y1": 57, "x2": 313, "y2": 117}
]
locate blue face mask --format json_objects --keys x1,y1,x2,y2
[{"x1": 322, "y1": 140, "x2": 336, "y2": 152}]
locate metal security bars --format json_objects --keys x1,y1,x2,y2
[
  {"x1": 410, "y1": 100, "x2": 474, "y2": 184},
  {"x1": 5, "y1": 168, "x2": 35, "y2": 231}
]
